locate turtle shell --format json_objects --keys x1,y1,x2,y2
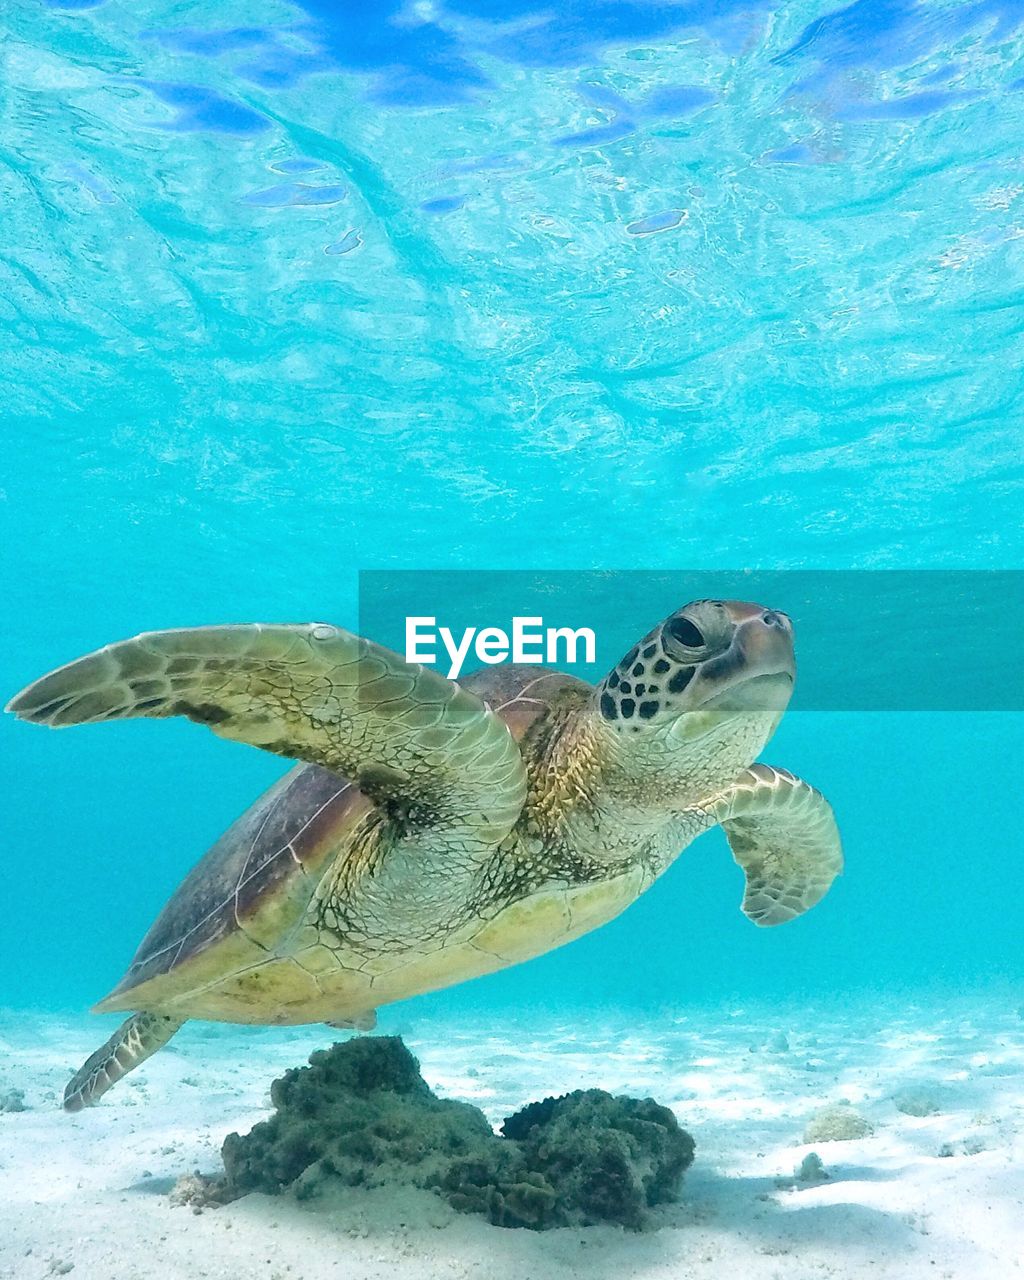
[{"x1": 97, "y1": 664, "x2": 587, "y2": 1012}]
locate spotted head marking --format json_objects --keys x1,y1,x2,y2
[{"x1": 597, "y1": 599, "x2": 796, "y2": 734}]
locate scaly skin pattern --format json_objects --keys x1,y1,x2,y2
[
  {"x1": 12, "y1": 602, "x2": 828, "y2": 1032},
  {"x1": 99, "y1": 676, "x2": 765, "y2": 1027}
]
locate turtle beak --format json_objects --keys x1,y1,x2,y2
[
  {"x1": 695, "y1": 604, "x2": 795, "y2": 714},
  {"x1": 735, "y1": 606, "x2": 795, "y2": 679}
]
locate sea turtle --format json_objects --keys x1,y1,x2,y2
[{"x1": 8, "y1": 599, "x2": 841, "y2": 1112}]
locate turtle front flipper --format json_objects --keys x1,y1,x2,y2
[
  {"x1": 705, "y1": 764, "x2": 843, "y2": 927},
  {"x1": 8, "y1": 623, "x2": 527, "y2": 859},
  {"x1": 64, "y1": 1013, "x2": 184, "y2": 1112}
]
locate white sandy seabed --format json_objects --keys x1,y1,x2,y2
[{"x1": 0, "y1": 993, "x2": 1022, "y2": 1280}]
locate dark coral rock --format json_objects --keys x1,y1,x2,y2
[
  {"x1": 219, "y1": 1036, "x2": 695, "y2": 1231},
  {"x1": 431, "y1": 1153, "x2": 555, "y2": 1229},
  {"x1": 272, "y1": 1035, "x2": 430, "y2": 1106},
  {"x1": 222, "y1": 1038, "x2": 491, "y2": 1198},
  {"x1": 502, "y1": 1090, "x2": 696, "y2": 1229}
]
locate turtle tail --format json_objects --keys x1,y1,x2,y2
[{"x1": 64, "y1": 1012, "x2": 184, "y2": 1112}]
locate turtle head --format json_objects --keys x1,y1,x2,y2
[{"x1": 594, "y1": 600, "x2": 795, "y2": 804}]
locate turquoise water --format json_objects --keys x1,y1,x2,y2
[{"x1": 2, "y1": 1, "x2": 1023, "y2": 1022}]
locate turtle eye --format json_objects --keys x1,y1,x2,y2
[{"x1": 665, "y1": 616, "x2": 705, "y2": 649}]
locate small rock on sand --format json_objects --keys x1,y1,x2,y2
[
  {"x1": 803, "y1": 1104, "x2": 874, "y2": 1143},
  {"x1": 796, "y1": 1152, "x2": 829, "y2": 1184},
  {"x1": 893, "y1": 1087, "x2": 943, "y2": 1117}
]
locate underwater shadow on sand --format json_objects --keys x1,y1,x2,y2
[
  {"x1": 650, "y1": 1165, "x2": 918, "y2": 1253},
  {"x1": 170, "y1": 1159, "x2": 916, "y2": 1262}
]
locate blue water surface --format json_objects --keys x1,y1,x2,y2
[{"x1": 1, "y1": 0, "x2": 1022, "y2": 1017}]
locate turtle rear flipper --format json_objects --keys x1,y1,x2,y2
[
  {"x1": 64, "y1": 1012, "x2": 184, "y2": 1112},
  {"x1": 705, "y1": 764, "x2": 843, "y2": 926}
]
